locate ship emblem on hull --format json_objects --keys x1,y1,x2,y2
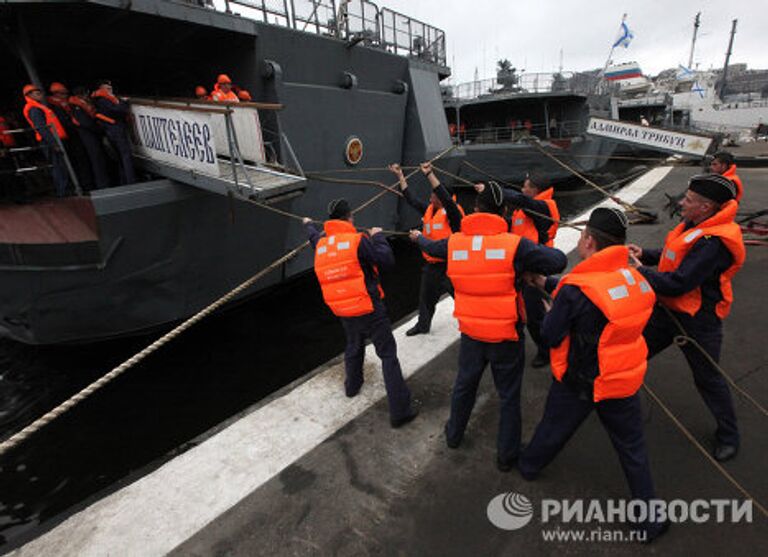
[{"x1": 345, "y1": 136, "x2": 364, "y2": 166}]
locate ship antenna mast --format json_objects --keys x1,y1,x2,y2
[
  {"x1": 687, "y1": 12, "x2": 700, "y2": 69},
  {"x1": 719, "y1": 18, "x2": 737, "y2": 100}
]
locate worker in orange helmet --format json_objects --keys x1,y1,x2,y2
[
  {"x1": 194, "y1": 85, "x2": 209, "y2": 100},
  {"x1": 48, "y1": 82, "x2": 93, "y2": 190},
  {"x1": 210, "y1": 74, "x2": 239, "y2": 102},
  {"x1": 22, "y1": 84, "x2": 70, "y2": 196},
  {"x1": 236, "y1": 89, "x2": 252, "y2": 102}
]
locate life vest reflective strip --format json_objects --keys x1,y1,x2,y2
[
  {"x1": 722, "y1": 165, "x2": 743, "y2": 202},
  {"x1": 511, "y1": 187, "x2": 559, "y2": 247},
  {"x1": 447, "y1": 212, "x2": 521, "y2": 343},
  {"x1": 550, "y1": 246, "x2": 656, "y2": 402},
  {"x1": 22, "y1": 99, "x2": 68, "y2": 141},
  {"x1": 421, "y1": 200, "x2": 465, "y2": 263},
  {"x1": 657, "y1": 200, "x2": 745, "y2": 319},
  {"x1": 314, "y1": 220, "x2": 375, "y2": 317}
]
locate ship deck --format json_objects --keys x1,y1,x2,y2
[{"x1": 9, "y1": 166, "x2": 768, "y2": 556}]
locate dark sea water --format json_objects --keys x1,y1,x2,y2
[{"x1": 0, "y1": 173, "x2": 637, "y2": 550}]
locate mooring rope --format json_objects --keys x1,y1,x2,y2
[{"x1": 642, "y1": 384, "x2": 768, "y2": 518}]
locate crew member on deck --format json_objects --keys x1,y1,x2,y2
[
  {"x1": 389, "y1": 161, "x2": 464, "y2": 337},
  {"x1": 48, "y1": 82, "x2": 93, "y2": 190},
  {"x1": 303, "y1": 199, "x2": 419, "y2": 429},
  {"x1": 519, "y1": 208, "x2": 667, "y2": 542},
  {"x1": 195, "y1": 86, "x2": 209, "y2": 100},
  {"x1": 210, "y1": 74, "x2": 239, "y2": 102},
  {"x1": 22, "y1": 84, "x2": 70, "y2": 197},
  {"x1": 92, "y1": 79, "x2": 137, "y2": 185},
  {"x1": 412, "y1": 182, "x2": 567, "y2": 471},
  {"x1": 629, "y1": 174, "x2": 745, "y2": 462},
  {"x1": 709, "y1": 150, "x2": 743, "y2": 202},
  {"x1": 69, "y1": 86, "x2": 111, "y2": 189},
  {"x1": 503, "y1": 172, "x2": 560, "y2": 367}
]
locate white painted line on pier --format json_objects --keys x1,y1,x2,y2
[{"x1": 12, "y1": 166, "x2": 673, "y2": 557}]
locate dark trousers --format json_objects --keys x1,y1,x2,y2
[
  {"x1": 643, "y1": 306, "x2": 739, "y2": 446},
  {"x1": 77, "y1": 129, "x2": 111, "y2": 189},
  {"x1": 446, "y1": 334, "x2": 525, "y2": 462},
  {"x1": 522, "y1": 284, "x2": 546, "y2": 354},
  {"x1": 520, "y1": 379, "x2": 656, "y2": 502},
  {"x1": 63, "y1": 135, "x2": 93, "y2": 191},
  {"x1": 341, "y1": 306, "x2": 412, "y2": 421},
  {"x1": 43, "y1": 144, "x2": 69, "y2": 197},
  {"x1": 415, "y1": 261, "x2": 453, "y2": 331},
  {"x1": 105, "y1": 126, "x2": 136, "y2": 185}
]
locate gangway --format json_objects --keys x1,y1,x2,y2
[{"x1": 128, "y1": 98, "x2": 306, "y2": 202}]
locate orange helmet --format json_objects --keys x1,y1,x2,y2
[
  {"x1": 23, "y1": 84, "x2": 42, "y2": 96},
  {"x1": 50, "y1": 82, "x2": 68, "y2": 94},
  {"x1": 236, "y1": 89, "x2": 252, "y2": 101},
  {"x1": 216, "y1": 74, "x2": 232, "y2": 84},
  {"x1": 195, "y1": 85, "x2": 207, "y2": 97}
]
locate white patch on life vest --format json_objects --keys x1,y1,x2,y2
[
  {"x1": 639, "y1": 281, "x2": 651, "y2": 293},
  {"x1": 620, "y1": 268, "x2": 636, "y2": 285},
  {"x1": 665, "y1": 249, "x2": 676, "y2": 261},
  {"x1": 317, "y1": 246, "x2": 327, "y2": 254},
  {"x1": 684, "y1": 229, "x2": 703, "y2": 243},
  {"x1": 336, "y1": 241, "x2": 351, "y2": 250},
  {"x1": 424, "y1": 224, "x2": 431, "y2": 234},
  {"x1": 485, "y1": 249, "x2": 506, "y2": 260},
  {"x1": 433, "y1": 223, "x2": 443, "y2": 230},
  {"x1": 452, "y1": 250, "x2": 469, "y2": 261},
  {"x1": 328, "y1": 236, "x2": 336, "y2": 245},
  {"x1": 514, "y1": 218, "x2": 525, "y2": 226},
  {"x1": 472, "y1": 236, "x2": 483, "y2": 251},
  {"x1": 608, "y1": 285, "x2": 629, "y2": 300}
]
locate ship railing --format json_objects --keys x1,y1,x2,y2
[
  {"x1": 0, "y1": 124, "x2": 82, "y2": 198},
  {"x1": 451, "y1": 120, "x2": 583, "y2": 145},
  {"x1": 218, "y1": 0, "x2": 446, "y2": 66},
  {"x1": 447, "y1": 72, "x2": 577, "y2": 101}
]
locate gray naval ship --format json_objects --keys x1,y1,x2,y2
[{"x1": 0, "y1": 0, "x2": 453, "y2": 344}]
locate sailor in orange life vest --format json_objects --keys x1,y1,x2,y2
[
  {"x1": 411, "y1": 182, "x2": 567, "y2": 471},
  {"x1": 628, "y1": 174, "x2": 745, "y2": 462},
  {"x1": 709, "y1": 150, "x2": 743, "y2": 202},
  {"x1": 48, "y1": 82, "x2": 94, "y2": 191},
  {"x1": 194, "y1": 86, "x2": 209, "y2": 100},
  {"x1": 302, "y1": 199, "x2": 419, "y2": 428},
  {"x1": 518, "y1": 208, "x2": 668, "y2": 542},
  {"x1": 69, "y1": 86, "x2": 112, "y2": 189},
  {"x1": 210, "y1": 74, "x2": 240, "y2": 103},
  {"x1": 388, "y1": 161, "x2": 464, "y2": 336},
  {"x1": 92, "y1": 79, "x2": 137, "y2": 185},
  {"x1": 502, "y1": 172, "x2": 560, "y2": 368},
  {"x1": 22, "y1": 84, "x2": 70, "y2": 197}
]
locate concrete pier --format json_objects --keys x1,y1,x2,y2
[{"x1": 10, "y1": 166, "x2": 768, "y2": 556}]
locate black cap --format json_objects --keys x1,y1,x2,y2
[
  {"x1": 327, "y1": 198, "x2": 351, "y2": 219},
  {"x1": 689, "y1": 173, "x2": 735, "y2": 204},
  {"x1": 712, "y1": 150, "x2": 734, "y2": 166},
  {"x1": 95, "y1": 79, "x2": 112, "y2": 88},
  {"x1": 525, "y1": 171, "x2": 546, "y2": 189},
  {"x1": 587, "y1": 207, "x2": 628, "y2": 241},
  {"x1": 479, "y1": 180, "x2": 504, "y2": 209}
]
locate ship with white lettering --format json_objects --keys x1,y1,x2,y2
[{"x1": 0, "y1": 0, "x2": 453, "y2": 344}]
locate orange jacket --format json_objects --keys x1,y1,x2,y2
[
  {"x1": 0, "y1": 116, "x2": 16, "y2": 147},
  {"x1": 422, "y1": 200, "x2": 465, "y2": 263},
  {"x1": 211, "y1": 85, "x2": 240, "y2": 103},
  {"x1": 722, "y1": 165, "x2": 743, "y2": 202},
  {"x1": 447, "y1": 213, "x2": 522, "y2": 342},
  {"x1": 550, "y1": 246, "x2": 656, "y2": 402},
  {"x1": 314, "y1": 220, "x2": 377, "y2": 317},
  {"x1": 511, "y1": 187, "x2": 559, "y2": 247},
  {"x1": 23, "y1": 98, "x2": 67, "y2": 142},
  {"x1": 657, "y1": 200, "x2": 745, "y2": 319}
]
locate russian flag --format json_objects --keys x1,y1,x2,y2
[{"x1": 605, "y1": 64, "x2": 643, "y2": 81}]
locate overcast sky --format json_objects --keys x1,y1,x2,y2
[{"x1": 381, "y1": 0, "x2": 766, "y2": 84}]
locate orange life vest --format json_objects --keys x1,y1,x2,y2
[
  {"x1": 23, "y1": 98, "x2": 67, "y2": 142},
  {"x1": 657, "y1": 200, "x2": 745, "y2": 319},
  {"x1": 447, "y1": 213, "x2": 522, "y2": 343},
  {"x1": 550, "y1": 246, "x2": 656, "y2": 402},
  {"x1": 421, "y1": 200, "x2": 465, "y2": 263},
  {"x1": 722, "y1": 165, "x2": 743, "y2": 202},
  {"x1": 314, "y1": 220, "x2": 379, "y2": 317},
  {"x1": 211, "y1": 85, "x2": 240, "y2": 103},
  {"x1": 511, "y1": 187, "x2": 559, "y2": 247},
  {"x1": 0, "y1": 116, "x2": 16, "y2": 147}
]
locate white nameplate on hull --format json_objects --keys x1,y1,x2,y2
[{"x1": 586, "y1": 117, "x2": 713, "y2": 157}]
